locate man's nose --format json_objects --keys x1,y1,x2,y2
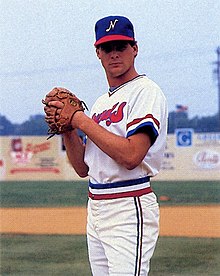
[{"x1": 110, "y1": 48, "x2": 119, "y2": 57}]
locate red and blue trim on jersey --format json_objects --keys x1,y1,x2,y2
[
  {"x1": 89, "y1": 176, "x2": 152, "y2": 200},
  {"x1": 126, "y1": 114, "x2": 160, "y2": 145},
  {"x1": 127, "y1": 114, "x2": 160, "y2": 129}
]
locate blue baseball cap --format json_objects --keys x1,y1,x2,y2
[{"x1": 94, "y1": 15, "x2": 135, "y2": 46}]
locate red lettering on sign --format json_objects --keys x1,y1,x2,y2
[{"x1": 25, "y1": 142, "x2": 50, "y2": 154}]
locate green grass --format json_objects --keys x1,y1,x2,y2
[
  {"x1": 152, "y1": 180, "x2": 220, "y2": 206},
  {"x1": 150, "y1": 237, "x2": 220, "y2": 276},
  {"x1": 1, "y1": 180, "x2": 220, "y2": 275},
  {"x1": 0, "y1": 234, "x2": 91, "y2": 276},
  {"x1": 1, "y1": 234, "x2": 219, "y2": 276},
  {"x1": 0, "y1": 180, "x2": 219, "y2": 207},
  {"x1": 0, "y1": 181, "x2": 88, "y2": 207}
]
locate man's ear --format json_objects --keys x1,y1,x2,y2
[
  {"x1": 133, "y1": 44, "x2": 138, "y2": 58},
  {"x1": 96, "y1": 48, "x2": 101, "y2": 59}
]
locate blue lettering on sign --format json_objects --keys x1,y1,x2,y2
[{"x1": 175, "y1": 128, "x2": 193, "y2": 147}]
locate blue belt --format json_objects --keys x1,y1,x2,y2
[{"x1": 89, "y1": 176, "x2": 150, "y2": 189}]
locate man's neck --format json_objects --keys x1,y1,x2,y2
[{"x1": 107, "y1": 71, "x2": 139, "y2": 87}]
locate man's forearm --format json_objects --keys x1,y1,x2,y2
[
  {"x1": 73, "y1": 113, "x2": 151, "y2": 170},
  {"x1": 62, "y1": 130, "x2": 89, "y2": 177}
]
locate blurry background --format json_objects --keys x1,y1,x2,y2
[
  {"x1": 0, "y1": 0, "x2": 220, "y2": 124},
  {"x1": 0, "y1": 1, "x2": 220, "y2": 275}
]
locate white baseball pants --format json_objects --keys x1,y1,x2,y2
[{"x1": 87, "y1": 193, "x2": 159, "y2": 276}]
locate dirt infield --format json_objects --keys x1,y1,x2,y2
[{"x1": 1, "y1": 206, "x2": 220, "y2": 237}]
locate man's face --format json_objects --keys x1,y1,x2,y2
[{"x1": 96, "y1": 41, "x2": 138, "y2": 79}]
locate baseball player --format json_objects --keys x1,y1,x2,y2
[{"x1": 44, "y1": 15, "x2": 167, "y2": 276}]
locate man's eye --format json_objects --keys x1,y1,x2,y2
[
  {"x1": 116, "y1": 45, "x2": 127, "y2": 51},
  {"x1": 101, "y1": 43, "x2": 128, "y2": 53},
  {"x1": 101, "y1": 46, "x2": 112, "y2": 53}
]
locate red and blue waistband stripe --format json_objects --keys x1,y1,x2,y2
[
  {"x1": 89, "y1": 176, "x2": 150, "y2": 189},
  {"x1": 88, "y1": 187, "x2": 152, "y2": 200}
]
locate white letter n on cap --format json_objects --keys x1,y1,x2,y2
[{"x1": 106, "y1": 19, "x2": 118, "y2": 32}]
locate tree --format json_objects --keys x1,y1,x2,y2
[
  {"x1": 0, "y1": 112, "x2": 219, "y2": 136},
  {"x1": 15, "y1": 115, "x2": 48, "y2": 136},
  {"x1": 0, "y1": 114, "x2": 15, "y2": 135}
]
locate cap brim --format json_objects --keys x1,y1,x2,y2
[{"x1": 94, "y1": 35, "x2": 134, "y2": 46}]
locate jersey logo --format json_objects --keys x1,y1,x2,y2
[
  {"x1": 106, "y1": 19, "x2": 119, "y2": 32},
  {"x1": 92, "y1": 102, "x2": 126, "y2": 126}
]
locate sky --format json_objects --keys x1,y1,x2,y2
[{"x1": 0, "y1": 0, "x2": 220, "y2": 123}]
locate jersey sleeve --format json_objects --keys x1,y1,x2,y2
[{"x1": 126, "y1": 84, "x2": 167, "y2": 145}]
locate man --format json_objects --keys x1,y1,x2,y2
[{"x1": 45, "y1": 15, "x2": 167, "y2": 275}]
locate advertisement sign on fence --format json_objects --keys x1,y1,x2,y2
[
  {"x1": 155, "y1": 130, "x2": 220, "y2": 181},
  {"x1": 0, "y1": 132, "x2": 220, "y2": 181}
]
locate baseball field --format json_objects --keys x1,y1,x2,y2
[{"x1": 1, "y1": 180, "x2": 220, "y2": 275}]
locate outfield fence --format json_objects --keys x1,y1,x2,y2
[{"x1": 0, "y1": 130, "x2": 220, "y2": 181}]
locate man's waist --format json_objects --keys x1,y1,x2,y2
[
  {"x1": 89, "y1": 176, "x2": 150, "y2": 189},
  {"x1": 88, "y1": 176, "x2": 152, "y2": 200}
]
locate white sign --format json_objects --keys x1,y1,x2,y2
[{"x1": 193, "y1": 150, "x2": 220, "y2": 169}]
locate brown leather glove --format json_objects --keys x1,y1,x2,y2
[{"x1": 42, "y1": 87, "x2": 88, "y2": 139}]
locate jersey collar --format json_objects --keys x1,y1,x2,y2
[{"x1": 108, "y1": 74, "x2": 146, "y2": 97}]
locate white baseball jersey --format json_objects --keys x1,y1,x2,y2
[{"x1": 84, "y1": 75, "x2": 168, "y2": 199}]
